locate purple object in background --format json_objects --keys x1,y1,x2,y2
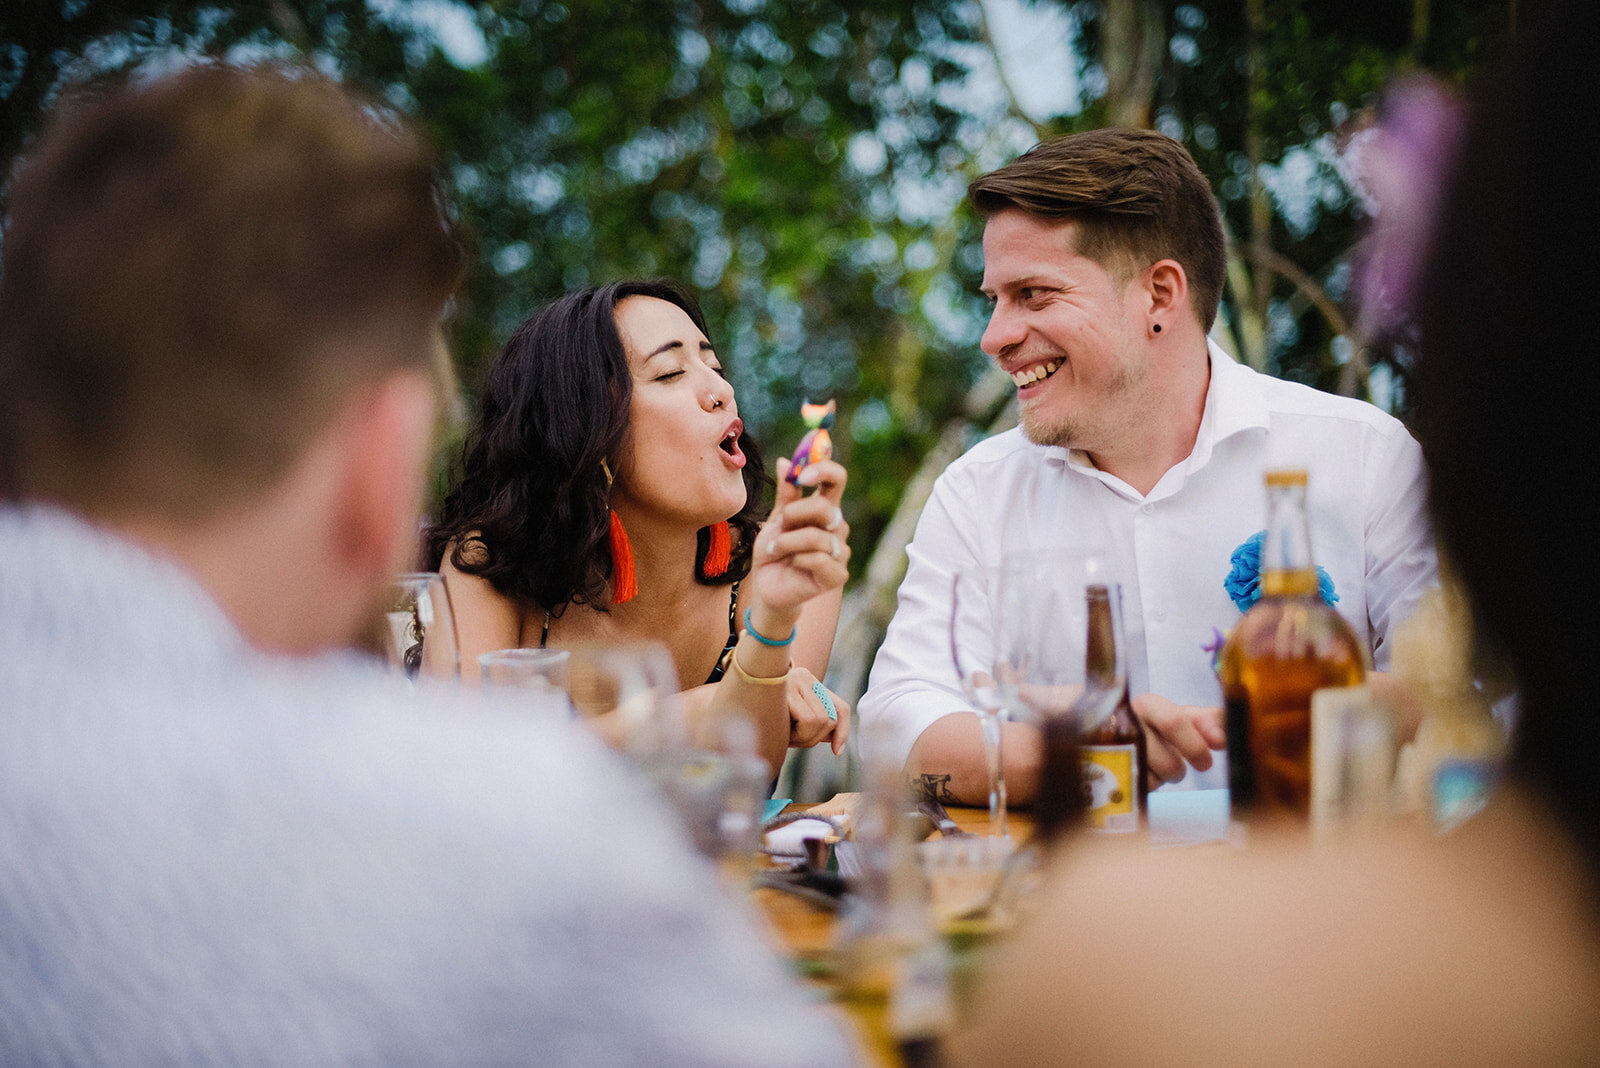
[{"x1": 1343, "y1": 75, "x2": 1467, "y2": 338}]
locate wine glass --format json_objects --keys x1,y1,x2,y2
[
  {"x1": 479, "y1": 648, "x2": 571, "y2": 698},
  {"x1": 382, "y1": 572, "x2": 460, "y2": 683},
  {"x1": 950, "y1": 566, "x2": 1010, "y2": 838},
  {"x1": 991, "y1": 549, "x2": 1119, "y2": 717},
  {"x1": 993, "y1": 549, "x2": 1120, "y2": 838},
  {"x1": 564, "y1": 640, "x2": 686, "y2": 755}
]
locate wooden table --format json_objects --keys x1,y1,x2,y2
[{"x1": 750, "y1": 802, "x2": 1031, "y2": 1066}]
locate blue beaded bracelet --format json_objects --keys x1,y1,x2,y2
[{"x1": 743, "y1": 608, "x2": 796, "y2": 647}]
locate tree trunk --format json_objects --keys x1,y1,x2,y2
[{"x1": 1101, "y1": 0, "x2": 1165, "y2": 129}]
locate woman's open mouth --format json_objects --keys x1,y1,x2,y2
[{"x1": 719, "y1": 420, "x2": 746, "y2": 469}]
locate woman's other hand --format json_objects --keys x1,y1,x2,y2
[{"x1": 785, "y1": 665, "x2": 850, "y2": 756}]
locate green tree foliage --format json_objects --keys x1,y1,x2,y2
[
  {"x1": 1068, "y1": 0, "x2": 1515, "y2": 410},
  {"x1": 3, "y1": 0, "x2": 1003, "y2": 557},
  {"x1": 1, "y1": 0, "x2": 1520, "y2": 567}
]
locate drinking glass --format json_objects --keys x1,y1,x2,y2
[
  {"x1": 992, "y1": 549, "x2": 1120, "y2": 726},
  {"x1": 564, "y1": 640, "x2": 686, "y2": 755},
  {"x1": 950, "y1": 567, "x2": 1011, "y2": 838},
  {"x1": 993, "y1": 550, "x2": 1120, "y2": 836},
  {"x1": 566, "y1": 640, "x2": 766, "y2": 858},
  {"x1": 382, "y1": 572, "x2": 459, "y2": 683},
  {"x1": 479, "y1": 648, "x2": 571, "y2": 698}
]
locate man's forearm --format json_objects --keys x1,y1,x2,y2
[{"x1": 904, "y1": 712, "x2": 1043, "y2": 806}]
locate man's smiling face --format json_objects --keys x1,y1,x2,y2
[{"x1": 979, "y1": 208, "x2": 1156, "y2": 456}]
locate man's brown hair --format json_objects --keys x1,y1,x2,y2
[
  {"x1": 0, "y1": 63, "x2": 463, "y2": 519},
  {"x1": 968, "y1": 128, "x2": 1226, "y2": 331}
]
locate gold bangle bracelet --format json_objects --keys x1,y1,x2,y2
[{"x1": 729, "y1": 643, "x2": 789, "y2": 686}]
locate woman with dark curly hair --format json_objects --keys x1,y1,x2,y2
[{"x1": 428, "y1": 279, "x2": 850, "y2": 776}]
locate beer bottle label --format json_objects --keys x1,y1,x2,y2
[{"x1": 1080, "y1": 744, "x2": 1139, "y2": 832}]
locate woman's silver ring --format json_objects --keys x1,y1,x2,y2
[{"x1": 812, "y1": 681, "x2": 838, "y2": 722}]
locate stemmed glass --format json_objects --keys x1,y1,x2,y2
[
  {"x1": 564, "y1": 640, "x2": 687, "y2": 754},
  {"x1": 950, "y1": 567, "x2": 1011, "y2": 838},
  {"x1": 993, "y1": 549, "x2": 1119, "y2": 837},
  {"x1": 382, "y1": 572, "x2": 460, "y2": 683}
]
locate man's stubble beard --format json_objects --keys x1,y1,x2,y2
[
  {"x1": 1015, "y1": 359, "x2": 1144, "y2": 452},
  {"x1": 1019, "y1": 407, "x2": 1080, "y2": 449}
]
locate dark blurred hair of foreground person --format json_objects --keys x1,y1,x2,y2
[
  {"x1": 949, "y1": 6, "x2": 1600, "y2": 1065},
  {"x1": 0, "y1": 64, "x2": 854, "y2": 1065}
]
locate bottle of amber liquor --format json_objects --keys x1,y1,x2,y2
[
  {"x1": 1220, "y1": 469, "x2": 1368, "y2": 821},
  {"x1": 1070, "y1": 582, "x2": 1147, "y2": 833}
]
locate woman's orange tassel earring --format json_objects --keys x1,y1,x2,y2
[
  {"x1": 701, "y1": 520, "x2": 731, "y2": 579},
  {"x1": 602, "y1": 460, "x2": 637, "y2": 604}
]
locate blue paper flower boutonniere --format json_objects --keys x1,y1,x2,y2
[{"x1": 1224, "y1": 530, "x2": 1339, "y2": 613}]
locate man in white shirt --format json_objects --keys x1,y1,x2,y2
[
  {"x1": 859, "y1": 129, "x2": 1435, "y2": 800},
  {"x1": 0, "y1": 65, "x2": 853, "y2": 1065}
]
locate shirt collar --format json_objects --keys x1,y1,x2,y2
[
  {"x1": 1059, "y1": 337, "x2": 1270, "y2": 500},
  {"x1": 1187, "y1": 337, "x2": 1271, "y2": 472}
]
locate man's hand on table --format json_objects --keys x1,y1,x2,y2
[
  {"x1": 1131, "y1": 694, "x2": 1226, "y2": 789},
  {"x1": 906, "y1": 699, "x2": 1227, "y2": 804}
]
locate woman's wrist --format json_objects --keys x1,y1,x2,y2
[
  {"x1": 729, "y1": 647, "x2": 789, "y2": 686},
  {"x1": 744, "y1": 606, "x2": 798, "y2": 647}
]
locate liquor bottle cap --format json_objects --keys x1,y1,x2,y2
[{"x1": 1264, "y1": 468, "x2": 1308, "y2": 487}]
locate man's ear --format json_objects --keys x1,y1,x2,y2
[
  {"x1": 1143, "y1": 258, "x2": 1189, "y2": 324},
  {"x1": 330, "y1": 370, "x2": 438, "y2": 583}
]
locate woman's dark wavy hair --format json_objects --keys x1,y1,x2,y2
[{"x1": 426, "y1": 279, "x2": 772, "y2": 612}]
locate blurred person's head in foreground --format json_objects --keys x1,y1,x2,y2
[
  {"x1": 0, "y1": 62, "x2": 461, "y2": 653},
  {"x1": 1413, "y1": 1, "x2": 1599, "y2": 882}
]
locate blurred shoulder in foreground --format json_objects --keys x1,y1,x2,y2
[{"x1": 952, "y1": 803, "x2": 1600, "y2": 1065}]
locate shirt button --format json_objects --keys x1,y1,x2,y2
[
  {"x1": 1140, "y1": 503, "x2": 1154, "y2": 515},
  {"x1": 1153, "y1": 609, "x2": 1168, "y2": 623}
]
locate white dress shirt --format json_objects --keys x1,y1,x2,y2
[
  {"x1": 859, "y1": 342, "x2": 1437, "y2": 790},
  {"x1": 0, "y1": 504, "x2": 854, "y2": 1066}
]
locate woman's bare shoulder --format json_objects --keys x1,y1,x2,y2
[{"x1": 438, "y1": 534, "x2": 531, "y2": 665}]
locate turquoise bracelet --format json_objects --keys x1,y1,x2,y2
[{"x1": 743, "y1": 608, "x2": 796, "y2": 647}]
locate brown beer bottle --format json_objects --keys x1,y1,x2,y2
[
  {"x1": 1032, "y1": 717, "x2": 1083, "y2": 843},
  {"x1": 1219, "y1": 469, "x2": 1367, "y2": 820},
  {"x1": 1072, "y1": 583, "x2": 1147, "y2": 833}
]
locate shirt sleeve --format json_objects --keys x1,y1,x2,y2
[
  {"x1": 1362, "y1": 421, "x2": 1439, "y2": 669},
  {"x1": 857, "y1": 465, "x2": 987, "y2": 772}
]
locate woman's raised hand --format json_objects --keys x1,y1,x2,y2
[
  {"x1": 727, "y1": 455, "x2": 850, "y2": 767},
  {"x1": 747, "y1": 457, "x2": 850, "y2": 621}
]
